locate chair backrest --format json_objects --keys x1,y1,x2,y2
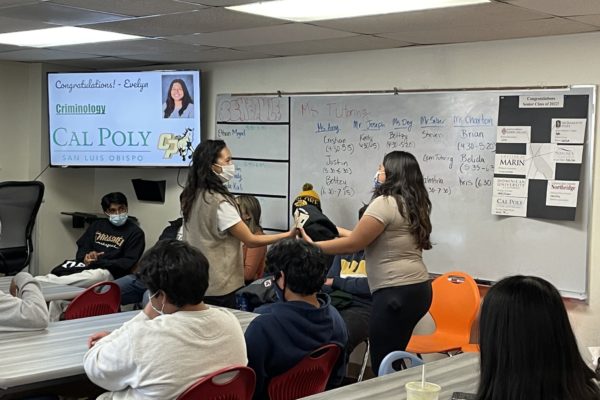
[
  {"x1": 378, "y1": 351, "x2": 424, "y2": 376},
  {"x1": 63, "y1": 281, "x2": 121, "y2": 320},
  {"x1": 429, "y1": 271, "x2": 481, "y2": 342},
  {"x1": 267, "y1": 344, "x2": 341, "y2": 400},
  {"x1": 177, "y1": 365, "x2": 255, "y2": 400},
  {"x1": 0, "y1": 181, "x2": 44, "y2": 274}
]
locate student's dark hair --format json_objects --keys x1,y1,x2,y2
[
  {"x1": 266, "y1": 239, "x2": 327, "y2": 295},
  {"x1": 163, "y1": 78, "x2": 193, "y2": 118},
  {"x1": 137, "y1": 239, "x2": 209, "y2": 308},
  {"x1": 477, "y1": 275, "x2": 600, "y2": 400},
  {"x1": 373, "y1": 151, "x2": 432, "y2": 250},
  {"x1": 180, "y1": 139, "x2": 235, "y2": 222},
  {"x1": 358, "y1": 204, "x2": 368, "y2": 220},
  {"x1": 100, "y1": 192, "x2": 127, "y2": 212}
]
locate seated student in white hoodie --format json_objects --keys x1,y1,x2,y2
[
  {"x1": 0, "y1": 272, "x2": 49, "y2": 331},
  {"x1": 84, "y1": 239, "x2": 248, "y2": 400}
]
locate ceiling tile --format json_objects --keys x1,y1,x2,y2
[
  {"x1": 0, "y1": 16, "x2": 55, "y2": 33},
  {"x1": 380, "y1": 17, "x2": 598, "y2": 45},
  {"x1": 0, "y1": 0, "x2": 40, "y2": 8},
  {"x1": 49, "y1": 56, "x2": 154, "y2": 69},
  {"x1": 87, "y1": 7, "x2": 286, "y2": 37},
  {"x1": 129, "y1": 47, "x2": 274, "y2": 63},
  {"x1": 0, "y1": 48, "x2": 101, "y2": 61},
  {"x1": 164, "y1": 23, "x2": 354, "y2": 47},
  {"x1": 0, "y1": 43, "x2": 22, "y2": 52},
  {"x1": 48, "y1": 0, "x2": 205, "y2": 17},
  {"x1": 502, "y1": 0, "x2": 600, "y2": 17},
  {"x1": 175, "y1": 0, "x2": 275, "y2": 6},
  {"x1": 568, "y1": 14, "x2": 600, "y2": 27},
  {"x1": 0, "y1": 2, "x2": 131, "y2": 25},
  {"x1": 312, "y1": 2, "x2": 551, "y2": 34},
  {"x1": 52, "y1": 38, "x2": 210, "y2": 56},
  {"x1": 236, "y1": 35, "x2": 413, "y2": 57}
]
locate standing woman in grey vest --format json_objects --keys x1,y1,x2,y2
[
  {"x1": 300, "y1": 151, "x2": 433, "y2": 375},
  {"x1": 181, "y1": 140, "x2": 294, "y2": 308}
]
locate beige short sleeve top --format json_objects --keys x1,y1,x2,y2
[{"x1": 363, "y1": 195, "x2": 429, "y2": 293}]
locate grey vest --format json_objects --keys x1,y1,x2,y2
[{"x1": 183, "y1": 190, "x2": 244, "y2": 296}]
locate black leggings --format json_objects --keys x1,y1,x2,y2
[{"x1": 369, "y1": 280, "x2": 432, "y2": 375}]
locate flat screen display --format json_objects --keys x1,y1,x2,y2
[{"x1": 48, "y1": 70, "x2": 201, "y2": 167}]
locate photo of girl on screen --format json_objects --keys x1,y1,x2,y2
[{"x1": 163, "y1": 77, "x2": 194, "y2": 119}]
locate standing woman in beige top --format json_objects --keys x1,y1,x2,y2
[
  {"x1": 301, "y1": 151, "x2": 433, "y2": 375},
  {"x1": 181, "y1": 140, "x2": 293, "y2": 308}
]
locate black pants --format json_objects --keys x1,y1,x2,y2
[
  {"x1": 339, "y1": 303, "x2": 371, "y2": 356},
  {"x1": 204, "y1": 289, "x2": 239, "y2": 309},
  {"x1": 369, "y1": 280, "x2": 432, "y2": 375}
]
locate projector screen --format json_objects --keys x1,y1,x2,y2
[{"x1": 48, "y1": 70, "x2": 201, "y2": 167}]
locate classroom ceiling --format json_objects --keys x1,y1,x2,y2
[{"x1": 0, "y1": 0, "x2": 598, "y2": 69}]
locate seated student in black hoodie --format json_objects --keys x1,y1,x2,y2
[
  {"x1": 245, "y1": 239, "x2": 348, "y2": 400},
  {"x1": 38, "y1": 192, "x2": 145, "y2": 288},
  {"x1": 292, "y1": 183, "x2": 339, "y2": 267},
  {"x1": 322, "y1": 205, "x2": 372, "y2": 358}
]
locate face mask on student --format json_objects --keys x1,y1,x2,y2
[
  {"x1": 274, "y1": 271, "x2": 286, "y2": 302},
  {"x1": 149, "y1": 291, "x2": 165, "y2": 315},
  {"x1": 214, "y1": 163, "x2": 235, "y2": 183},
  {"x1": 108, "y1": 213, "x2": 128, "y2": 226},
  {"x1": 373, "y1": 171, "x2": 383, "y2": 189}
]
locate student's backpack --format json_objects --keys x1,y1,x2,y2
[{"x1": 235, "y1": 276, "x2": 277, "y2": 312}]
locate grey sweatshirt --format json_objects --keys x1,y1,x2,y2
[{"x1": 0, "y1": 272, "x2": 49, "y2": 331}]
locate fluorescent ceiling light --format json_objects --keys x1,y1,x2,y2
[
  {"x1": 0, "y1": 27, "x2": 143, "y2": 48},
  {"x1": 228, "y1": 0, "x2": 490, "y2": 22}
]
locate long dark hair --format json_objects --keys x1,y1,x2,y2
[
  {"x1": 373, "y1": 151, "x2": 432, "y2": 250},
  {"x1": 477, "y1": 275, "x2": 600, "y2": 400},
  {"x1": 180, "y1": 140, "x2": 235, "y2": 222},
  {"x1": 164, "y1": 79, "x2": 193, "y2": 118}
]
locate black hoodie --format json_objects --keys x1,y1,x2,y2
[{"x1": 75, "y1": 219, "x2": 145, "y2": 279}]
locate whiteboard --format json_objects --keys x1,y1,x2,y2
[
  {"x1": 217, "y1": 86, "x2": 595, "y2": 299},
  {"x1": 216, "y1": 95, "x2": 291, "y2": 232},
  {"x1": 216, "y1": 124, "x2": 289, "y2": 160},
  {"x1": 256, "y1": 197, "x2": 289, "y2": 231},
  {"x1": 224, "y1": 159, "x2": 288, "y2": 197},
  {"x1": 288, "y1": 87, "x2": 594, "y2": 299}
]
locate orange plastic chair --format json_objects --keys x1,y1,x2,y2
[
  {"x1": 63, "y1": 281, "x2": 121, "y2": 320},
  {"x1": 267, "y1": 344, "x2": 341, "y2": 400},
  {"x1": 460, "y1": 344, "x2": 480, "y2": 353},
  {"x1": 406, "y1": 271, "x2": 480, "y2": 355},
  {"x1": 177, "y1": 365, "x2": 255, "y2": 400}
]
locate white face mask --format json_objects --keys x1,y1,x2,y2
[
  {"x1": 149, "y1": 291, "x2": 165, "y2": 315},
  {"x1": 108, "y1": 212, "x2": 128, "y2": 226},
  {"x1": 214, "y1": 163, "x2": 235, "y2": 183}
]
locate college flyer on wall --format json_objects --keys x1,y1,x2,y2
[{"x1": 492, "y1": 94, "x2": 587, "y2": 220}]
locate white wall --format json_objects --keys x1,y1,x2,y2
[{"x1": 0, "y1": 61, "x2": 95, "y2": 274}]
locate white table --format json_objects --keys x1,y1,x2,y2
[
  {"x1": 302, "y1": 353, "x2": 480, "y2": 400},
  {"x1": 0, "y1": 276, "x2": 84, "y2": 301},
  {"x1": 0, "y1": 308, "x2": 258, "y2": 396}
]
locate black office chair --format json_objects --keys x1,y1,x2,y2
[{"x1": 0, "y1": 181, "x2": 45, "y2": 275}]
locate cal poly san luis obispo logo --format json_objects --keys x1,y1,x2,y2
[{"x1": 158, "y1": 128, "x2": 194, "y2": 161}]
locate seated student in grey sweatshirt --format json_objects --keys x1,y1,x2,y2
[
  {"x1": 84, "y1": 239, "x2": 247, "y2": 400},
  {"x1": 0, "y1": 272, "x2": 49, "y2": 331}
]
